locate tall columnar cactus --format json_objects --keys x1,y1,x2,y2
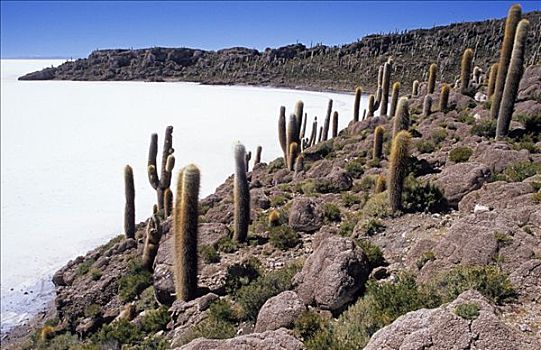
[
  {"x1": 300, "y1": 113, "x2": 308, "y2": 139},
  {"x1": 379, "y1": 62, "x2": 392, "y2": 116},
  {"x1": 173, "y1": 164, "x2": 200, "y2": 301},
  {"x1": 487, "y1": 63, "x2": 499, "y2": 98},
  {"x1": 496, "y1": 19, "x2": 530, "y2": 139},
  {"x1": 286, "y1": 114, "x2": 299, "y2": 162},
  {"x1": 367, "y1": 95, "x2": 376, "y2": 117},
  {"x1": 309, "y1": 117, "x2": 318, "y2": 147},
  {"x1": 288, "y1": 142, "x2": 300, "y2": 171},
  {"x1": 376, "y1": 65, "x2": 384, "y2": 106},
  {"x1": 278, "y1": 106, "x2": 287, "y2": 162},
  {"x1": 318, "y1": 126, "x2": 323, "y2": 143},
  {"x1": 393, "y1": 97, "x2": 410, "y2": 138},
  {"x1": 148, "y1": 126, "x2": 175, "y2": 211},
  {"x1": 388, "y1": 131, "x2": 412, "y2": 212},
  {"x1": 295, "y1": 101, "x2": 304, "y2": 137},
  {"x1": 124, "y1": 165, "x2": 135, "y2": 239},
  {"x1": 389, "y1": 82, "x2": 400, "y2": 117},
  {"x1": 439, "y1": 83, "x2": 450, "y2": 112},
  {"x1": 490, "y1": 4, "x2": 522, "y2": 119},
  {"x1": 460, "y1": 48, "x2": 474, "y2": 95},
  {"x1": 428, "y1": 63, "x2": 437, "y2": 94},
  {"x1": 423, "y1": 95, "x2": 432, "y2": 118},
  {"x1": 164, "y1": 188, "x2": 173, "y2": 217},
  {"x1": 142, "y1": 214, "x2": 163, "y2": 271},
  {"x1": 245, "y1": 151, "x2": 252, "y2": 172},
  {"x1": 373, "y1": 126, "x2": 384, "y2": 160},
  {"x1": 233, "y1": 143, "x2": 250, "y2": 243},
  {"x1": 294, "y1": 154, "x2": 305, "y2": 175},
  {"x1": 473, "y1": 66, "x2": 482, "y2": 85},
  {"x1": 322, "y1": 99, "x2": 333, "y2": 141},
  {"x1": 412, "y1": 80, "x2": 419, "y2": 96},
  {"x1": 332, "y1": 111, "x2": 339, "y2": 138},
  {"x1": 353, "y1": 87, "x2": 362, "y2": 122},
  {"x1": 254, "y1": 146, "x2": 262, "y2": 166}
]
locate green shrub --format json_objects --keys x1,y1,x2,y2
[
  {"x1": 449, "y1": 147, "x2": 473, "y2": 163},
  {"x1": 516, "y1": 114, "x2": 541, "y2": 133},
  {"x1": 339, "y1": 220, "x2": 357, "y2": 237},
  {"x1": 457, "y1": 112, "x2": 475, "y2": 125},
  {"x1": 322, "y1": 203, "x2": 341, "y2": 222},
  {"x1": 208, "y1": 298, "x2": 238, "y2": 323},
  {"x1": 293, "y1": 310, "x2": 327, "y2": 341},
  {"x1": 403, "y1": 177, "x2": 444, "y2": 213},
  {"x1": 75, "y1": 258, "x2": 96, "y2": 277},
  {"x1": 494, "y1": 231, "x2": 513, "y2": 246},
  {"x1": 84, "y1": 304, "x2": 101, "y2": 318},
  {"x1": 271, "y1": 194, "x2": 290, "y2": 207},
  {"x1": 416, "y1": 251, "x2": 435, "y2": 270},
  {"x1": 416, "y1": 140, "x2": 436, "y2": 154},
  {"x1": 224, "y1": 258, "x2": 261, "y2": 294},
  {"x1": 500, "y1": 162, "x2": 541, "y2": 182},
  {"x1": 135, "y1": 286, "x2": 158, "y2": 313},
  {"x1": 314, "y1": 178, "x2": 342, "y2": 193},
  {"x1": 356, "y1": 239, "x2": 385, "y2": 269},
  {"x1": 454, "y1": 303, "x2": 480, "y2": 320},
  {"x1": 361, "y1": 218, "x2": 385, "y2": 236},
  {"x1": 216, "y1": 236, "x2": 239, "y2": 253},
  {"x1": 118, "y1": 260, "x2": 152, "y2": 302},
  {"x1": 200, "y1": 245, "x2": 220, "y2": 263},
  {"x1": 269, "y1": 226, "x2": 300, "y2": 250},
  {"x1": 92, "y1": 319, "x2": 143, "y2": 346},
  {"x1": 140, "y1": 306, "x2": 169, "y2": 333},
  {"x1": 357, "y1": 175, "x2": 376, "y2": 192},
  {"x1": 301, "y1": 180, "x2": 317, "y2": 195},
  {"x1": 90, "y1": 268, "x2": 102, "y2": 281},
  {"x1": 533, "y1": 191, "x2": 541, "y2": 203},
  {"x1": 431, "y1": 128, "x2": 448, "y2": 144},
  {"x1": 362, "y1": 192, "x2": 392, "y2": 218},
  {"x1": 471, "y1": 119, "x2": 496, "y2": 138},
  {"x1": 267, "y1": 158, "x2": 285, "y2": 172},
  {"x1": 345, "y1": 159, "x2": 365, "y2": 178},
  {"x1": 341, "y1": 192, "x2": 362, "y2": 207},
  {"x1": 181, "y1": 314, "x2": 236, "y2": 345}
]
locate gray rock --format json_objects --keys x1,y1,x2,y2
[
  {"x1": 288, "y1": 197, "x2": 323, "y2": 233},
  {"x1": 472, "y1": 142, "x2": 530, "y2": 173},
  {"x1": 254, "y1": 291, "x2": 305, "y2": 332},
  {"x1": 434, "y1": 162, "x2": 491, "y2": 207}
]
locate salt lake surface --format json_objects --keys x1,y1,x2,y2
[{"x1": 0, "y1": 59, "x2": 367, "y2": 331}]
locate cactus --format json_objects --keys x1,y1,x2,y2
[
  {"x1": 322, "y1": 99, "x2": 333, "y2": 141},
  {"x1": 142, "y1": 214, "x2": 163, "y2": 271},
  {"x1": 268, "y1": 210, "x2": 280, "y2": 227},
  {"x1": 153, "y1": 204, "x2": 158, "y2": 215},
  {"x1": 379, "y1": 62, "x2": 392, "y2": 116},
  {"x1": 496, "y1": 19, "x2": 530, "y2": 139},
  {"x1": 375, "y1": 65, "x2": 383, "y2": 106},
  {"x1": 233, "y1": 143, "x2": 250, "y2": 243},
  {"x1": 332, "y1": 111, "x2": 339, "y2": 138},
  {"x1": 353, "y1": 87, "x2": 362, "y2": 122},
  {"x1": 389, "y1": 82, "x2": 400, "y2": 117},
  {"x1": 460, "y1": 48, "x2": 474, "y2": 95},
  {"x1": 173, "y1": 164, "x2": 200, "y2": 301},
  {"x1": 374, "y1": 174, "x2": 386, "y2": 194},
  {"x1": 473, "y1": 66, "x2": 482, "y2": 85},
  {"x1": 164, "y1": 188, "x2": 173, "y2": 217},
  {"x1": 278, "y1": 106, "x2": 287, "y2": 162},
  {"x1": 487, "y1": 63, "x2": 499, "y2": 97},
  {"x1": 428, "y1": 63, "x2": 437, "y2": 94},
  {"x1": 147, "y1": 126, "x2": 175, "y2": 211},
  {"x1": 295, "y1": 101, "x2": 304, "y2": 137},
  {"x1": 300, "y1": 113, "x2": 308, "y2": 139},
  {"x1": 439, "y1": 83, "x2": 450, "y2": 112},
  {"x1": 254, "y1": 146, "x2": 262, "y2": 166},
  {"x1": 318, "y1": 126, "x2": 323, "y2": 143},
  {"x1": 412, "y1": 80, "x2": 419, "y2": 96},
  {"x1": 373, "y1": 126, "x2": 384, "y2": 160},
  {"x1": 393, "y1": 97, "x2": 410, "y2": 138},
  {"x1": 423, "y1": 95, "x2": 432, "y2": 118},
  {"x1": 388, "y1": 131, "x2": 412, "y2": 212},
  {"x1": 288, "y1": 142, "x2": 299, "y2": 171},
  {"x1": 245, "y1": 151, "x2": 252, "y2": 172},
  {"x1": 124, "y1": 165, "x2": 136, "y2": 239},
  {"x1": 309, "y1": 117, "x2": 318, "y2": 147},
  {"x1": 286, "y1": 114, "x2": 299, "y2": 162},
  {"x1": 367, "y1": 95, "x2": 376, "y2": 117},
  {"x1": 490, "y1": 4, "x2": 522, "y2": 119},
  {"x1": 294, "y1": 154, "x2": 304, "y2": 174}
]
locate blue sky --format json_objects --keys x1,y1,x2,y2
[{"x1": 1, "y1": 1, "x2": 540, "y2": 58}]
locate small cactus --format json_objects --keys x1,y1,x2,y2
[
  {"x1": 428, "y1": 63, "x2": 437, "y2": 94},
  {"x1": 490, "y1": 4, "x2": 522, "y2": 119},
  {"x1": 353, "y1": 87, "x2": 362, "y2": 122},
  {"x1": 496, "y1": 19, "x2": 530, "y2": 139},
  {"x1": 278, "y1": 106, "x2": 287, "y2": 162},
  {"x1": 367, "y1": 95, "x2": 376, "y2": 117},
  {"x1": 288, "y1": 142, "x2": 300, "y2": 171},
  {"x1": 412, "y1": 80, "x2": 419, "y2": 96},
  {"x1": 233, "y1": 143, "x2": 250, "y2": 243},
  {"x1": 173, "y1": 164, "x2": 200, "y2": 301},
  {"x1": 423, "y1": 95, "x2": 432, "y2": 118},
  {"x1": 388, "y1": 131, "x2": 412, "y2": 212},
  {"x1": 332, "y1": 111, "x2": 339, "y2": 138},
  {"x1": 254, "y1": 146, "x2": 262, "y2": 166},
  {"x1": 268, "y1": 210, "x2": 280, "y2": 227},
  {"x1": 294, "y1": 154, "x2": 305, "y2": 174},
  {"x1": 142, "y1": 214, "x2": 163, "y2": 271},
  {"x1": 375, "y1": 174, "x2": 386, "y2": 194},
  {"x1": 124, "y1": 165, "x2": 135, "y2": 239},
  {"x1": 439, "y1": 83, "x2": 450, "y2": 112},
  {"x1": 487, "y1": 63, "x2": 499, "y2": 97},
  {"x1": 379, "y1": 62, "x2": 392, "y2": 116},
  {"x1": 373, "y1": 126, "x2": 384, "y2": 160},
  {"x1": 389, "y1": 82, "x2": 400, "y2": 117},
  {"x1": 322, "y1": 99, "x2": 333, "y2": 141},
  {"x1": 393, "y1": 97, "x2": 410, "y2": 138},
  {"x1": 460, "y1": 48, "x2": 474, "y2": 95}
]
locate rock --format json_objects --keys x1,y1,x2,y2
[
  {"x1": 473, "y1": 204, "x2": 490, "y2": 214},
  {"x1": 199, "y1": 223, "x2": 230, "y2": 247},
  {"x1": 509, "y1": 260, "x2": 541, "y2": 302},
  {"x1": 288, "y1": 197, "x2": 323, "y2": 233},
  {"x1": 518, "y1": 65, "x2": 541, "y2": 102},
  {"x1": 364, "y1": 290, "x2": 540, "y2": 350},
  {"x1": 433, "y1": 162, "x2": 491, "y2": 207},
  {"x1": 294, "y1": 235, "x2": 370, "y2": 312},
  {"x1": 250, "y1": 188, "x2": 271, "y2": 210},
  {"x1": 324, "y1": 167, "x2": 353, "y2": 192},
  {"x1": 254, "y1": 291, "x2": 305, "y2": 332},
  {"x1": 176, "y1": 328, "x2": 305, "y2": 350},
  {"x1": 472, "y1": 143, "x2": 530, "y2": 173}
]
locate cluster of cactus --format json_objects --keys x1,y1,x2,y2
[
  {"x1": 234, "y1": 143, "x2": 250, "y2": 243},
  {"x1": 148, "y1": 126, "x2": 176, "y2": 213},
  {"x1": 124, "y1": 165, "x2": 136, "y2": 239},
  {"x1": 279, "y1": 101, "x2": 306, "y2": 168},
  {"x1": 388, "y1": 131, "x2": 412, "y2": 212}
]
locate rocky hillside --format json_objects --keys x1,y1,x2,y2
[{"x1": 18, "y1": 11, "x2": 541, "y2": 93}]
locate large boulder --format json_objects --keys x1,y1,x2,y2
[
  {"x1": 254, "y1": 291, "x2": 306, "y2": 332},
  {"x1": 433, "y1": 162, "x2": 491, "y2": 207},
  {"x1": 294, "y1": 236, "x2": 370, "y2": 312},
  {"x1": 364, "y1": 290, "x2": 540, "y2": 350},
  {"x1": 177, "y1": 328, "x2": 305, "y2": 350},
  {"x1": 471, "y1": 142, "x2": 530, "y2": 173},
  {"x1": 288, "y1": 197, "x2": 323, "y2": 233}
]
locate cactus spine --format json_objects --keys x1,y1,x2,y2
[
  {"x1": 439, "y1": 83, "x2": 450, "y2": 112},
  {"x1": 393, "y1": 97, "x2": 410, "y2": 138},
  {"x1": 124, "y1": 165, "x2": 136, "y2": 239},
  {"x1": 254, "y1": 146, "x2": 262, "y2": 166},
  {"x1": 173, "y1": 164, "x2": 200, "y2": 301},
  {"x1": 142, "y1": 214, "x2": 162, "y2": 271},
  {"x1": 148, "y1": 126, "x2": 175, "y2": 211},
  {"x1": 332, "y1": 111, "x2": 339, "y2": 138},
  {"x1": 278, "y1": 106, "x2": 287, "y2": 162},
  {"x1": 412, "y1": 80, "x2": 419, "y2": 96},
  {"x1": 388, "y1": 131, "x2": 411, "y2": 212},
  {"x1": 460, "y1": 48, "x2": 474, "y2": 95},
  {"x1": 380, "y1": 62, "x2": 392, "y2": 116},
  {"x1": 496, "y1": 19, "x2": 530, "y2": 139},
  {"x1": 423, "y1": 95, "x2": 432, "y2": 118},
  {"x1": 389, "y1": 82, "x2": 400, "y2": 117},
  {"x1": 233, "y1": 143, "x2": 250, "y2": 243},
  {"x1": 490, "y1": 4, "x2": 522, "y2": 120},
  {"x1": 322, "y1": 99, "x2": 333, "y2": 141},
  {"x1": 367, "y1": 95, "x2": 376, "y2": 117},
  {"x1": 487, "y1": 63, "x2": 499, "y2": 97},
  {"x1": 428, "y1": 63, "x2": 437, "y2": 94},
  {"x1": 373, "y1": 126, "x2": 384, "y2": 160},
  {"x1": 353, "y1": 87, "x2": 362, "y2": 122}
]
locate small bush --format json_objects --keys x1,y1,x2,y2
[
  {"x1": 431, "y1": 128, "x2": 448, "y2": 144},
  {"x1": 357, "y1": 175, "x2": 376, "y2": 192},
  {"x1": 84, "y1": 304, "x2": 101, "y2": 318},
  {"x1": 458, "y1": 112, "x2": 475, "y2": 125},
  {"x1": 181, "y1": 314, "x2": 236, "y2": 344},
  {"x1": 118, "y1": 260, "x2": 152, "y2": 302},
  {"x1": 75, "y1": 258, "x2": 96, "y2": 277},
  {"x1": 267, "y1": 158, "x2": 285, "y2": 172},
  {"x1": 416, "y1": 140, "x2": 436, "y2": 154},
  {"x1": 322, "y1": 203, "x2": 341, "y2": 222},
  {"x1": 356, "y1": 239, "x2": 385, "y2": 269},
  {"x1": 269, "y1": 226, "x2": 300, "y2": 250},
  {"x1": 342, "y1": 192, "x2": 362, "y2": 207},
  {"x1": 301, "y1": 180, "x2": 317, "y2": 194},
  {"x1": 416, "y1": 251, "x2": 435, "y2": 270},
  {"x1": 314, "y1": 178, "x2": 342, "y2": 193},
  {"x1": 92, "y1": 319, "x2": 143, "y2": 346},
  {"x1": 140, "y1": 306, "x2": 169, "y2": 333},
  {"x1": 293, "y1": 310, "x2": 326, "y2": 341},
  {"x1": 500, "y1": 162, "x2": 541, "y2": 182},
  {"x1": 216, "y1": 236, "x2": 238, "y2": 253},
  {"x1": 363, "y1": 192, "x2": 392, "y2": 218},
  {"x1": 224, "y1": 258, "x2": 261, "y2": 294},
  {"x1": 90, "y1": 268, "x2": 102, "y2": 281},
  {"x1": 345, "y1": 159, "x2": 365, "y2": 178},
  {"x1": 494, "y1": 231, "x2": 513, "y2": 246},
  {"x1": 361, "y1": 218, "x2": 385, "y2": 236},
  {"x1": 271, "y1": 194, "x2": 289, "y2": 207},
  {"x1": 533, "y1": 191, "x2": 541, "y2": 203},
  {"x1": 339, "y1": 220, "x2": 357, "y2": 237},
  {"x1": 516, "y1": 114, "x2": 541, "y2": 133},
  {"x1": 449, "y1": 146, "x2": 473, "y2": 163},
  {"x1": 471, "y1": 119, "x2": 496, "y2": 138},
  {"x1": 403, "y1": 177, "x2": 445, "y2": 213},
  {"x1": 208, "y1": 298, "x2": 238, "y2": 323},
  {"x1": 454, "y1": 303, "x2": 480, "y2": 320},
  {"x1": 200, "y1": 245, "x2": 220, "y2": 263}
]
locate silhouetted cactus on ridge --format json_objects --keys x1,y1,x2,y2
[
  {"x1": 124, "y1": 165, "x2": 135, "y2": 239},
  {"x1": 147, "y1": 126, "x2": 175, "y2": 211},
  {"x1": 233, "y1": 143, "x2": 250, "y2": 243}
]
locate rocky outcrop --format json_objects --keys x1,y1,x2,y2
[
  {"x1": 254, "y1": 291, "x2": 305, "y2": 332},
  {"x1": 364, "y1": 290, "x2": 540, "y2": 350},
  {"x1": 288, "y1": 197, "x2": 324, "y2": 233},
  {"x1": 433, "y1": 162, "x2": 491, "y2": 207}
]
